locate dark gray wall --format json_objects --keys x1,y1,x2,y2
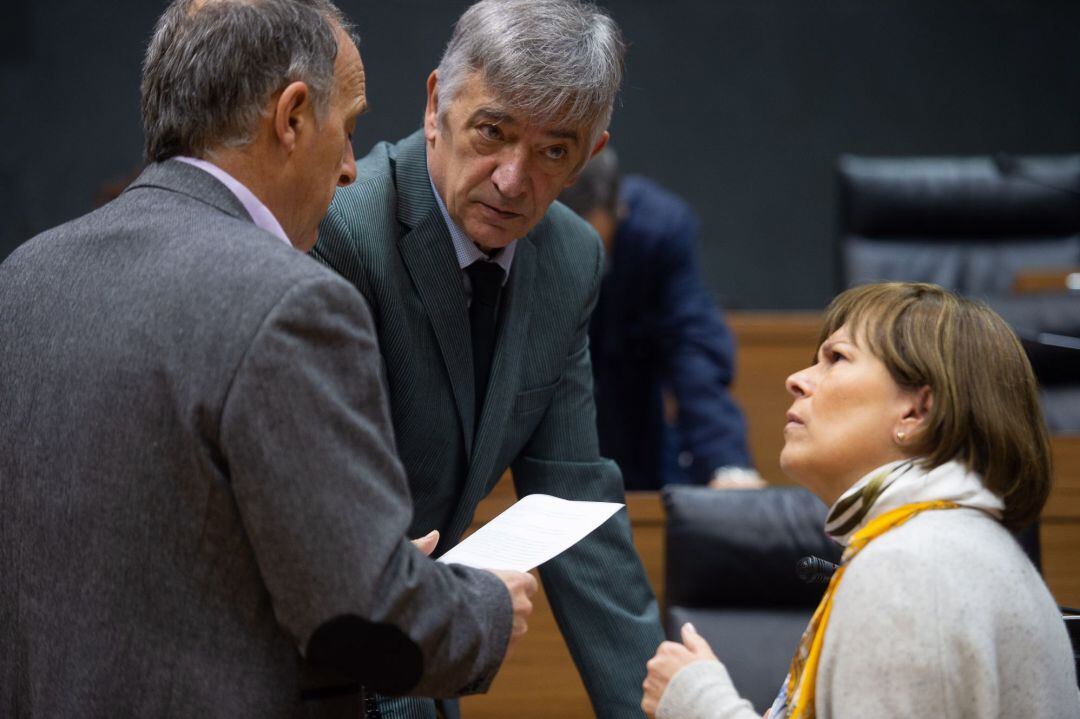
[{"x1": 3, "y1": 1, "x2": 1078, "y2": 308}]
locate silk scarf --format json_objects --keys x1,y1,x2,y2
[{"x1": 769, "y1": 459, "x2": 1004, "y2": 719}]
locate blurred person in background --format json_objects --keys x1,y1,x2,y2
[{"x1": 559, "y1": 148, "x2": 764, "y2": 491}]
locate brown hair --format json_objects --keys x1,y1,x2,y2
[{"x1": 819, "y1": 282, "x2": 1050, "y2": 530}]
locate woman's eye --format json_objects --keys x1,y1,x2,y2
[{"x1": 829, "y1": 350, "x2": 846, "y2": 362}]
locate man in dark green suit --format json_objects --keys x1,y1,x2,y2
[{"x1": 314, "y1": 1, "x2": 664, "y2": 717}]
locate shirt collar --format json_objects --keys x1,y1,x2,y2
[
  {"x1": 174, "y1": 156, "x2": 291, "y2": 247},
  {"x1": 427, "y1": 170, "x2": 516, "y2": 282}
]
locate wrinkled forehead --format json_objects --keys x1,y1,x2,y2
[
  {"x1": 332, "y1": 31, "x2": 366, "y2": 101},
  {"x1": 449, "y1": 70, "x2": 594, "y2": 141}
]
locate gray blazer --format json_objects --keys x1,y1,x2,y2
[
  {"x1": 0, "y1": 160, "x2": 511, "y2": 718},
  {"x1": 315, "y1": 131, "x2": 665, "y2": 719}
]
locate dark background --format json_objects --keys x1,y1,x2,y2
[{"x1": 2, "y1": 0, "x2": 1078, "y2": 309}]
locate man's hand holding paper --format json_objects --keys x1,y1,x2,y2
[
  {"x1": 439, "y1": 494, "x2": 625, "y2": 572},
  {"x1": 435, "y1": 494, "x2": 622, "y2": 661}
]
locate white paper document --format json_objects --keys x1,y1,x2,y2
[{"x1": 437, "y1": 494, "x2": 624, "y2": 572}]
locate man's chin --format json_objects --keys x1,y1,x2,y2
[{"x1": 465, "y1": 223, "x2": 519, "y2": 252}]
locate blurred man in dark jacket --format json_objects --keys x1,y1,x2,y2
[{"x1": 561, "y1": 148, "x2": 764, "y2": 490}]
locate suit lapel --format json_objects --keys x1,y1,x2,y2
[
  {"x1": 446, "y1": 236, "x2": 537, "y2": 541},
  {"x1": 393, "y1": 133, "x2": 476, "y2": 455},
  {"x1": 397, "y1": 217, "x2": 476, "y2": 455}
]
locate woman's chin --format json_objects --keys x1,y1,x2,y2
[
  {"x1": 779, "y1": 446, "x2": 819, "y2": 492},
  {"x1": 778, "y1": 447, "x2": 801, "y2": 483}
]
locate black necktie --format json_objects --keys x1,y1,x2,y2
[{"x1": 466, "y1": 260, "x2": 504, "y2": 426}]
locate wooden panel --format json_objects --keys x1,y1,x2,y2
[
  {"x1": 1044, "y1": 435, "x2": 1080, "y2": 608},
  {"x1": 727, "y1": 311, "x2": 821, "y2": 486},
  {"x1": 1046, "y1": 435, "x2": 1080, "y2": 520},
  {"x1": 1042, "y1": 522, "x2": 1080, "y2": 609},
  {"x1": 1011, "y1": 267, "x2": 1080, "y2": 294},
  {"x1": 460, "y1": 481, "x2": 663, "y2": 719},
  {"x1": 461, "y1": 576, "x2": 592, "y2": 717}
]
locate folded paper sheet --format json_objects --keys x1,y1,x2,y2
[{"x1": 437, "y1": 493, "x2": 624, "y2": 572}]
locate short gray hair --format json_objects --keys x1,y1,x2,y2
[
  {"x1": 141, "y1": 0, "x2": 351, "y2": 162},
  {"x1": 436, "y1": 0, "x2": 625, "y2": 150}
]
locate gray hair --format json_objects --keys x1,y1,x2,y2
[
  {"x1": 435, "y1": 0, "x2": 625, "y2": 150},
  {"x1": 559, "y1": 146, "x2": 620, "y2": 216},
  {"x1": 141, "y1": 0, "x2": 352, "y2": 162}
]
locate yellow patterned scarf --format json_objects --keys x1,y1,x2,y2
[{"x1": 775, "y1": 499, "x2": 961, "y2": 719}]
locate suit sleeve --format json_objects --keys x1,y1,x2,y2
[
  {"x1": 219, "y1": 274, "x2": 511, "y2": 698},
  {"x1": 651, "y1": 206, "x2": 752, "y2": 481},
  {"x1": 511, "y1": 237, "x2": 665, "y2": 719}
]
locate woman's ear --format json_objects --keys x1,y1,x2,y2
[{"x1": 896, "y1": 385, "x2": 933, "y2": 446}]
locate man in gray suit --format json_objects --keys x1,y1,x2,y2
[
  {"x1": 0, "y1": 1, "x2": 535, "y2": 717},
  {"x1": 314, "y1": 1, "x2": 665, "y2": 717}
]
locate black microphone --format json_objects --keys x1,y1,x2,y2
[{"x1": 796, "y1": 555, "x2": 839, "y2": 585}]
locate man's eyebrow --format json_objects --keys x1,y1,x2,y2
[
  {"x1": 543, "y1": 127, "x2": 581, "y2": 143},
  {"x1": 467, "y1": 107, "x2": 516, "y2": 126}
]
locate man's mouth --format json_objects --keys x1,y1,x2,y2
[{"x1": 477, "y1": 201, "x2": 521, "y2": 221}]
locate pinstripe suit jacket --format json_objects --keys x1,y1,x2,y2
[{"x1": 315, "y1": 131, "x2": 664, "y2": 718}]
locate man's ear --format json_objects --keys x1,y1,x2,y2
[
  {"x1": 565, "y1": 131, "x2": 611, "y2": 188},
  {"x1": 897, "y1": 385, "x2": 933, "y2": 443},
  {"x1": 273, "y1": 80, "x2": 312, "y2": 153},
  {"x1": 588, "y1": 130, "x2": 610, "y2": 160},
  {"x1": 423, "y1": 70, "x2": 439, "y2": 143}
]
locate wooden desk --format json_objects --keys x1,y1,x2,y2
[
  {"x1": 460, "y1": 482, "x2": 664, "y2": 718},
  {"x1": 726, "y1": 311, "x2": 821, "y2": 486},
  {"x1": 1044, "y1": 435, "x2": 1080, "y2": 607},
  {"x1": 1012, "y1": 267, "x2": 1080, "y2": 294}
]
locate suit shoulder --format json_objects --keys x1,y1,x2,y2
[
  {"x1": 621, "y1": 175, "x2": 689, "y2": 212},
  {"x1": 839, "y1": 510, "x2": 1047, "y2": 617},
  {"x1": 520, "y1": 202, "x2": 606, "y2": 311},
  {"x1": 328, "y1": 140, "x2": 398, "y2": 223},
  {"x1": 538, "y1": 201, "x2": 604, "y2": 265},
  {"x1": 116, "y1": 185, "x2": 358, "y2": 306},
  {"x1": 1, "y1": 194, "x2": 364, "y2": 368},
  {"x1": 620, "y1": 174, "x2": 699, "y2": 241}
]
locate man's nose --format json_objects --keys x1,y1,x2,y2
[
  {"x1": 491, "y1": 148, "x2": 527, "y2": 198},
  {"x1": 338, "y1": 143, "x2": 357, "y2": 187}
]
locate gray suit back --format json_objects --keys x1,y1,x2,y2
[{"x1": 0, "y1": 161, "x2": 509, "y2": 718}]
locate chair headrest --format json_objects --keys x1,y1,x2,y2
[
  {"x1": 662, "y1": 486, "x2": 841, "y2": 608},
  {"x1": 837, "y1": 154, "x2": 1080, "y2": 238}
]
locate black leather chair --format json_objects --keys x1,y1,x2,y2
[
  {"x1": 990, "y1": 295, "x2": 1080, "y2": 434},
  {"x1": 835, "y1": 154, "x2": 1080, "y2": 294},
  {"x1": 662, "y1": 486, "x2": 841, "y2": 712},
  {"x1": 835, "y1": 153, "x2": 1080, "y2": 432}
]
